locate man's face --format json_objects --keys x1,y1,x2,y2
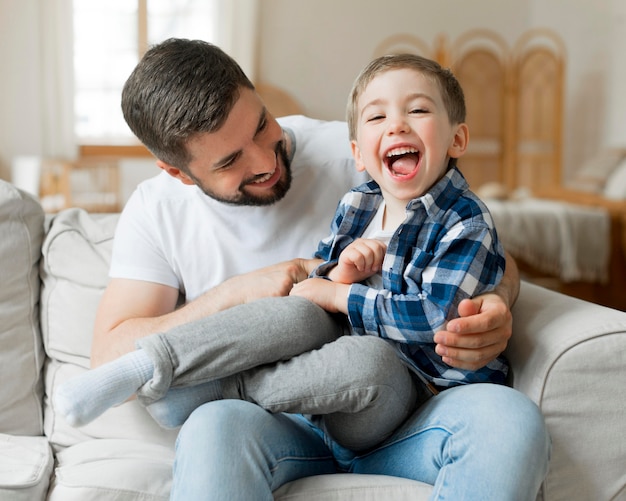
[{"x1": 180, "y1": 88, "x2": 291, "y2": 206}]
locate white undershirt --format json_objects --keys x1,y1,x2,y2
[{"x1": 360, "y1": 201, "x2": 394, "y2": 289}]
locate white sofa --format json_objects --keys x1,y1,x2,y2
[{"x1": 2, "y1": 178, "x2": 626, "y2": 501}]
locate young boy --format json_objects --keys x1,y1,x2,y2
[{"x1": 56, "y1": 53, "x2": 507, "y2": 451}]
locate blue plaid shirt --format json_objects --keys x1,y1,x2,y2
[{"x1": 312, "y1": 167, "x2": 509, "y2": 388}]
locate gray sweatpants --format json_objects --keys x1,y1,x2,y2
[{"x1": 136, "y1": 296, "x2": 423, "y2": 450}]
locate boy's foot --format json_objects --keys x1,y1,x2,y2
[{"x1": 54, "y1": 350, "x2": 154, "y2": 427}]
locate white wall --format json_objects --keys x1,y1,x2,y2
[
  {"x1": 258, "y1": 0, "x2": 529, "y2": 121},
  {"x1": 1, "y1": 0, "x2": 624, "y2": 184},
  {"x1": 605, "y1": 0, "x2": 626, "y2": 147},
  {"x1": 0, "y1": 0, "x2": 44, "y2": 180},
  {"x1": 528, "y1": 0, "x2": 613, "y2": 175},
  {"x1": 256, "y1": 0, "x2": 623, "y2": 178}
]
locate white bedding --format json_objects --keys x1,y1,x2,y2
[{"x1": 484, "y1": 197, "x2": 610, "y2": 283}]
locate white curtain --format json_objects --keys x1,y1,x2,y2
[
  {"x1": 34, "y1": 0, "x2": 259, "y2": 161},
  {"x1": 214, "y1": 0, "x2": 260, "y2": 81},
  {"x1": 40, "y1": 0, "x2": 77, "y2": 160}
]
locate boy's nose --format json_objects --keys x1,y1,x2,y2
[{"x1": 387, "y1": 116, "x2": 410, "y2": 134}]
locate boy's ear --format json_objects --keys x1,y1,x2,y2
[
  {"x1": 351, "y1": 141, "x2": 367, "y2": 172},
  {"x1": 448, "y1": 123, "x2": 469, "y2": 159},
  {"x1": 156, "y1": 160, "x2": 196, "y2": 185}
]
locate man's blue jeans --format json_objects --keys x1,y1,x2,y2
[{"x1": 171, "y1": 383, "x2": 550, "y2": 500}]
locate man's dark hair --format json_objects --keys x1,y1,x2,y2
[{"x1": 122, "y1": 38, "x2": 254, "y2": 171}]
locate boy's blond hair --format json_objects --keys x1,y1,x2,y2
[{"x1": 346, "y1": 54, "x2": 466, "y2": 141}]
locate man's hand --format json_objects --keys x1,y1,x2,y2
[
  {"x1": 434, "y1": 252, "x2": 520, "y2": 371},
  {"x1": 224, "y1": 258, "x2": 322, "y2": 304},
  {"x1": 433, "y1": 293, "x2": 512, "y2": 371}
]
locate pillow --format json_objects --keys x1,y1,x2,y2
[
  {"x1": 40, "y1": 209, "x2": 178, "y2": 451},
  {"x1": 568, "y1": 149, "x2": 626, "y2": 193},
  {"x1": 0, "y1": 433, "x2": 53, "y2": 500},
  {"x1": 0, "y1": 180, "x2": 46, "y2": 435},
  {"x1": 603, "y1": 158, "x2": 626, "y2": 200}
]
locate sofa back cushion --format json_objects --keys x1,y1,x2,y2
[
  {"x1": 0, "y1": 181, "x2": 45, "y2": 435},
  {"x1": 40, "y1": 208, "x2": 178, "y2": 451}
]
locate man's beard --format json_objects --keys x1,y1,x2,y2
[{"x1": 192, "y1": 140, "x2": 292, "y2": 206}]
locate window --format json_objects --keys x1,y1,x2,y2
[{"x1": 73, "y1": 0, "x2": 217, "y2": 149}]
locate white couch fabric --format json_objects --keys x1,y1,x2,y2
[
  {"x1": 1, "y1": 179, "x2": 626, "y2": 500},
  {"x1": 0, "y1": 182, "x2": 53, "y2": 500},
  {"x1": 0, "y1": 182, "x2": 46, "y2": 435},
  {"x1": 509, "y1": 286, "x2": 626, "y2": 500}
]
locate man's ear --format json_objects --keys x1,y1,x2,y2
[
  {"x1": 156, "y1": 160, "x2": 196, "y2": 185},
  {"x1": 351, "y1": 141, "x2": 367, "y2": 172},
  {"x1": 448, "y1": 123, "x2": 469, "y2": 159}
]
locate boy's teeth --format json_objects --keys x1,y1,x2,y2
[
  {"x1": 385, "y1": 147, "x2": 419, "y2": 176},
  {"x1": 387, "y1": 147, "x2": 418, "y2": 157}
]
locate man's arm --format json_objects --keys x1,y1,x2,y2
[
  {"x1": 433, "y1": 251, "x2": 519, "y2": 371},
  {"x1": 91, "y1": 258, "x2": 320, "y2": 367},
  {"x1": 91, "y1": 278, "x2": 203, "y2": 367}
]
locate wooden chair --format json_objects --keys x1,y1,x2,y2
[{"x1": 39, "y1": 157, "x2": 121, "y2": 213}]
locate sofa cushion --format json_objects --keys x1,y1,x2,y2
[
  {"x1": 40, "y1": 208, "x2": 178, "y2": 452},
  {"x1": 274, "y1": 474, "x2": 432, "y2": 500},
  {"x1": 0, "y1": 433, "x2": 53, "y2": 501},
  {"x1": 47, "y1": 439, "x2": 173, "y2": 501},
  {"x1": 41, "y1": 208, "x2": 179, "y2": 499},
  {"x1": 509, "y1": 282, "x2": 626, "y2": 501},
  {"x1": 0, "y1": 181, "x2": 45, "y2": 435},
  {"x1": 40, "y1": 209, "x2": 117, "y2": 367}
]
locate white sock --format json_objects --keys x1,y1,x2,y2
[{"x1": 54, "y1": 350, "x2": 154, "y2": 427}]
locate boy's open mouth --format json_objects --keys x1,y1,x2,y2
[{"x1": 385, "y1": 146, "x2": 420, "y2": 177}]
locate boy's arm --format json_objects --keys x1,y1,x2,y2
[
  {"x1": 293, "y1": 253, "x2": 518, "y2": 372},
  {"x1": 433, "y1": 251, "x2": 519, "y2": 371},
  {"x1": 292, "y1": 239, "x2": 385, "y2": 312}
]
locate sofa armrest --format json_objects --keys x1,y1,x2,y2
[{"x1": 506, "y1": 281, "x2": 626, "y2": 501}]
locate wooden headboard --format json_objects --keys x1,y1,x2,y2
[{"x1": 374, "y1": 29, "x2": 566, "y2": 194}]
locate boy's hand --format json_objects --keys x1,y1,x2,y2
[
  {"x1": 329, "y1": 238, "x2": 386, "y2": 284},
  {"x1": 290, "y1": 278, "x2": 350, "y2": 314}
]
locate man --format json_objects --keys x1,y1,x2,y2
[{"x1": 92, "y1": 38, "x2": 549, "y2": 500}]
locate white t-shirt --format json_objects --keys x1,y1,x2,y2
[
  {"x1": 110, "y1": 116, "x2": 368, "y2": 302},
  {"x1": 360, "y1": 201, "x2": 394, "y2": 291}
]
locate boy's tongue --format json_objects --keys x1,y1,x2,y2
[{"x1": 389, "y1": 153, "x2": 419, "y2": 175}]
